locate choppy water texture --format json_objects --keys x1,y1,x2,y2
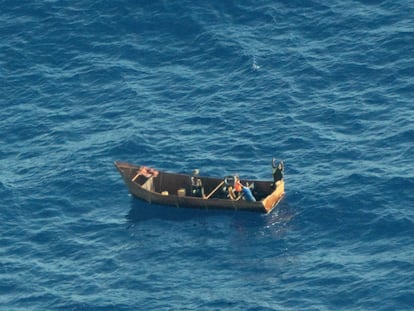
[{"x1": 1, "y1": 0, "x2": 414, "y2": 310}]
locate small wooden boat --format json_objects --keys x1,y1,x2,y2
[{"x1": 114, "y1": 161, "x2": 285, "y2": 214}]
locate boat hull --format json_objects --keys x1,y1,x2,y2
[{"x1": 115, "y1": 161, "x2": 284, "y2": 213}]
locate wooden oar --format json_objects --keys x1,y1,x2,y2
[
  {"x1": 204, "y1": 181, "x2": 224, "y2": 199},
  {"x1": 131, "y1": 172, "x2": 141, "y2": 182}
]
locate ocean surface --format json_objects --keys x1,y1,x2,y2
[{"x1": 1, "y1": 0, "x2": 413, "y2": 310}]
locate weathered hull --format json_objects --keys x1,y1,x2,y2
[{"x1": 115, "y1": 161, "x2": 285, "y2": 213}]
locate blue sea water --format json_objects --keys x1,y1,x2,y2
[{"x1": 1, "y1": 0, "x2": 413, "y2": 310}]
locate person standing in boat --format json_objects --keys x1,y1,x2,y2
[{"x1": 272, "y1": 158, "x2": 284, "y2": 188}]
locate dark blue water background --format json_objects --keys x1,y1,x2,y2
[{"x1": 1, "y1": 1, "x2": 413, "y2": 310}]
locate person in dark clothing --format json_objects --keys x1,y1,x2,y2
[
  {"x1": 190, "y1": 169, "x2": 205, "y2": 198},
  {"x1": 272, "y1": 158, "x2": 284, "y2": 184}
]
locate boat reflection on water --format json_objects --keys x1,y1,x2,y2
[{"x1": 125, "y1": 194, "x2": 296, "y2": 236}]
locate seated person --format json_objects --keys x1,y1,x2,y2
[{"x1": 227, "y1": 176, "x2": 256, "y2": 202}]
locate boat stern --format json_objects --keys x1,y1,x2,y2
[{"x1": 262, "y1": 179, "x2": 285, "y2": 213}]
